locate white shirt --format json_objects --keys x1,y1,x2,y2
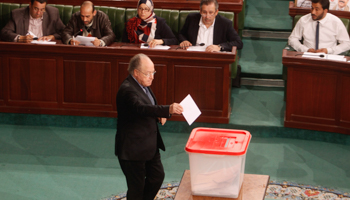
[
  {"x1": 28, "y1": 15, "x2": 43, "y2": 38},
  {"x1": 288, "y1": 13, "x2": 350, "y2": 55},
  {"x1": 196, "y1": 17, "x2": 215, "y2": 46}
]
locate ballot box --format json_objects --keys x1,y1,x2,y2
[{"x1": 185, "y1": 128, "x2": 251, "y2": 198}]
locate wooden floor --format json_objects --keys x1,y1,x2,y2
[{"x1": 174, "y1": 170, "x2": 269, "y2": 200}]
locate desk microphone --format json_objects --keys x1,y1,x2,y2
[
  {"x1": 295, "y1": 53, "x2": 325, "y2": 58},
  {"x1": 73, "y1": 28, "x2": 83, "y2": 37}
]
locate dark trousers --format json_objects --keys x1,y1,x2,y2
[{"x1": 118, "y1": 151, "x2": 165, "y2": 200}]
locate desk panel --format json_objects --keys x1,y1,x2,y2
[
  {"x1": 0, "y1": 56, "x2": 3, "y2": 105},
  {"x1": 0, "y1": 42, "x2": 235, "y2": 123},
  {"x1": 283, "y1": 49, "x2": 350, "y2": 134}
]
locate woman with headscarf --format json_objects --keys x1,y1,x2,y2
[{"x1": 122, "y1": 0, "x2": 178, "y2": 47}]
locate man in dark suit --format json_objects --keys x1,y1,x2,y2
[
  {"x1": 61, "y1": 1, "x2": 115, "y2": 46},
  {"x1": 0, "y1": 0, "x2": 65, "y2": 43},
  {"x1": 115, "y1": 53, "x2": 183, "y2": 200},
  {"x1": 179, "y1": 0, "x2": 243, "y2": 52}
]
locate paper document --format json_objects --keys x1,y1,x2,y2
[
  {"x1": 140, "y1": 43, "x2": 170, "y2": 50},
  {"x1": 187, "y1": 46, "x2": 206, "y2": 52},
  {"x1": 180, "y1": 94, "x2": 201, "y2": 125},
  {"x1": 75, "y1": 35, "x2": 95, "y2": 46},
  {"x1": 302, "y1": 52, "x2": 346, "y2": 61},
  {"x1": 31, "y1": 40, "x2": 56, "y2": 45}
]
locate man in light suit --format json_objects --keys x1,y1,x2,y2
[
  {"x1": 179, "y1": 0, "x2": 243, "y2": 52},
  {"x1": 115, "y1": 53, "x2": 183, "y2": 200},
  {"x1": 0, "y1": 0, "x2": 65, "y2": 43}
]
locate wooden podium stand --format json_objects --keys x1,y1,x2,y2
[{"x1": 174, "y1": 170, "x2": 269, "y2": 200}]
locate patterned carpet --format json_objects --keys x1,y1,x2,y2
[{"x1": 102, "y1": 181, "x2": 350, "y2": 200}]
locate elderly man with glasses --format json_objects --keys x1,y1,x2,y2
[
  {"x1": 1, "y1": 0, "x2": 65, "y2": 43},
  {"x1": 179, "y1": 0, "x2": 243, "y2": 52},
  {"x1": 115, "y1": 53, "x2": 183, "y2": 200}
]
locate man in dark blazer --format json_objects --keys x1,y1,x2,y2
[
  {"x1": 115, "y1": 53, "x2": 183, "y2": 200},
  {"x1": 0, "y1": 0, "x2": 65, "y2": 42},
  {"x1": 61, "y1": 1, "x2": 115, "y2": 46},
  {"x1": 179, "y1": 0, "x2": 243, "y2": 52}
]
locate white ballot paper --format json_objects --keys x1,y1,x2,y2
[
  {"x1": 140, "y1": 43, "x2": 170, "y2": 50},
  {"x1": 75, "y1": 35, "x2": 95, "y2": 46},
  {"x1": 180, "y1": 94, "x2": 201, "y2": 125}
]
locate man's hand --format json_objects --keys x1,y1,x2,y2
[
  {"x1": 70, "y1": 39, "x2": 80, "y2": 45},
  {"x1": 307, "y1": 48, "x2": 316, "y2": 53},
  {"x1": 206, "y1": 45, "x2": 221, "y2": 52},
  {"x1": 148, "y1": 39, "x2": 164, "y2": 48},
  {"x1": 315, "y1": 48, "x2": 328, "y2": 54},
  {"x1": 38, "y1": 35, "x2": 55, "y2": 41},
  {"x1": 169, "y1": 103, "x2": 183, "y2": 114},
  {"x1": 91, "y1": 38, "x2": 101, "y2": 47},
  {"x1": 18, "y1": 35, "x2": 34, "y2": 43},
  {"x1": 179, "y1": 40, "x2": 192, "y2": 50},
  {"x1": 159, "y1": 118, "x2": 167, "y2": 125}
]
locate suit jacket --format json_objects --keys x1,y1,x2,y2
[
  {"x1": 122, "y1": 16, "x2": 178, "y2": 45},
  {"x1": 0, "y1": 5, "x2": 65, "y2": 42},
  {"x1": 61, "y1": 10, "x2": 116, "y2": 45},
  {"x1": 179, "y1": 13, "x2": 243, "y2": 51},
  {"x1": 115, "y1": 75, "x2": 170, "y2": 161}
]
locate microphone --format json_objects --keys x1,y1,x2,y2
[{"x1": 73, "y1": 28, "x2": 83, "y2": 37}]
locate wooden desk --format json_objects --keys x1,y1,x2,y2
[
  {"x1": 0, "y1": 42, "x2": 235, "y2": 123},
  {"x1": 282, "y1": 49, "x2": 350, "y2": 134},
  {"x1": 174, "y1": 170, "x2": 269, "y2": 200}
]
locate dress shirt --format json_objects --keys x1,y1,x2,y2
[
  {"x1": 28, "y1": 15, "x2": 43, "y2": 38},
  {"x1": 288, "y1": 13, "x2": 350, "y2": 55},
  {"x1": 14, "y1": 14, "x2": 43, "y2": 42},
  {"x1": 196, "y1": 17, "x2": 215, "y2": 46}
]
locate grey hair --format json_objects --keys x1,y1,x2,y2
[
  {"x1": 200, "y1": 0, "x2": 219, "y2": 11},
  {"x1": 128, "y1": 53, "x2": 150, "y2": 75}
]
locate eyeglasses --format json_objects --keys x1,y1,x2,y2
[
  {"x1": 136, "y1": 69, "x2": 156, "y2": 77},
  {"x1": 138, "y1": 7, "x2": 150, "y2": 13},
  {"x1": 200, "y1": 12, "x2": 216, "y2": 17},
  {"x1": 33, "y1": 7, "x2": 46, "y2": 13}
]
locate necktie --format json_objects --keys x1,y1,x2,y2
[
  {"x1": 144, "y1": 87, "x2": 155, "y2": 105},
  {"x1": 316, "y1": 21, "x2": 320, "y2": 50}
]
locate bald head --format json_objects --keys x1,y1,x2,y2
[{"x1": 80, "y1": 1, "x2": 96, "y2": 25}]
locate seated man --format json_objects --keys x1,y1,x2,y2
[
  {"x1": 0, "y1": 0, "x2": 65, "y2": 43},
  {"x1": 61, "y1": 1, "x2": 116, "y2": 47},
  {"x1": 179, "y1": 0, "x2": 243, "y2": 52},
  {"x1": 289, "y1": 0, "x2": 350, "y2": 55},
  {"x1": 332, "y1": 0, "x2": 349, "y2": 11}
]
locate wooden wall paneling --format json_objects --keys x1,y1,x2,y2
[
  {"x1": 288, "y1": 68, "x2": 337, "y2": 125},
  {"x1": 8, "y1": 57, "x2": 58, "y2": 106},
  {"x1": 0, "y1": 55, "x2": 3, "y2": 105},
  {"x1": 63, "y1": 60, "x2": 113, "y2": 110},
  {"x1": 339, "y1": 74, "x2": 350, "y2": 128},
  {"x1": 174, "y1": 64, "x2": 224, "y2": 117}
]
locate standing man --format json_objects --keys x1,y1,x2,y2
[
  {"x1": 0, "y1": 0, "x2": 65, "y2": 42},
  {"x1": 179, "y1": 0, "x2": 243, "y2": 52},
  {"x1": 115, "y1": 53, "x2": 183, "y2": 200},
  {"x1": 61, "y1": 1, "x2": 115, "y2": 46},
  {"x1": 289, "y1": 0, "x2": 350, "y2": 54}
]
